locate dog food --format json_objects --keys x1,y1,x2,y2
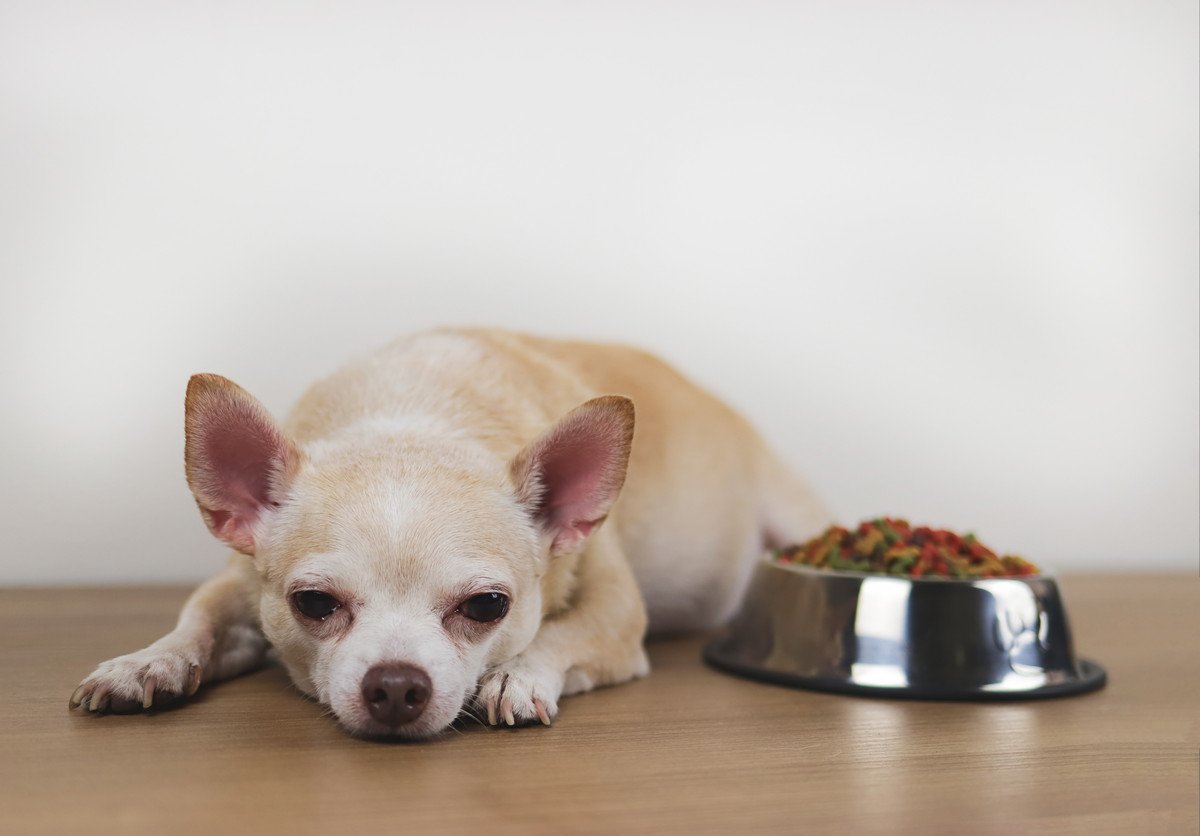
[{"x1": 775, "y1": 518, "x2": 1039, "y2": 578}]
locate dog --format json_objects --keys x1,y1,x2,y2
[{"x1": 69, "y1": 328, "x2": 828, "y2": 738}]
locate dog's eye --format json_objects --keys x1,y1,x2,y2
[
  {"x1": 292, "y1": 590, "x2": 341, "y2": 621},
  {"x1": 459, "y1": 592, "x2": 509, "y2": 623}
]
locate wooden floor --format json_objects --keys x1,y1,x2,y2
[{"x1": 1, "y1": 575, "x2": 1197, "y2": 834}]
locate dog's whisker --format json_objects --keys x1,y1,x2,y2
[{"x1": 456, "y1": 705, "x2": 487, "y2": 730}]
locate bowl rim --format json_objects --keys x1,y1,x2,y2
[{"x1": 760, "y1": 552, "x2": 1055, "y2": 583}]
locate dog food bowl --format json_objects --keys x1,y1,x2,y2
[{"x1": 704, "y1": 559, "x2": 1105, "y2": 699}]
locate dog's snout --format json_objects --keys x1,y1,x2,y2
[{"x1": 361, "y1": 663, "x2": 432, "y2": 728}]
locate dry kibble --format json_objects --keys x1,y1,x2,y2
[{"x1": 774, "y1": 518, "x2": 1039, "y2": 579}]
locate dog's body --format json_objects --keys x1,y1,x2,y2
[{"x1": 71, "y1": 328, "x2": 827, "y2": 737}]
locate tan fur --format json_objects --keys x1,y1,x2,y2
[{"x1": 70, "y1": 328, "x2": 829, "y2": 737}]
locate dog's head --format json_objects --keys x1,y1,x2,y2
[{"x1": 182, "y1": 373, "x2": 633, "y2": 739}]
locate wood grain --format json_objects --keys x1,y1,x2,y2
[{"x1": 1, "y1": 575, "x2": 1196, "y2": 834}]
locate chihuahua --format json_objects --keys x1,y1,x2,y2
[{"x1": 69, "y1": 328, "x2": 827, "y2": 738}]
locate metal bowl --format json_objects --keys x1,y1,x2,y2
[{"x1": 704, "y1": 558, "x2": 1106, "y2": 699}]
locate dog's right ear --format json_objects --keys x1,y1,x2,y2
[{"x1": 184, "y1": 374, "x2": 301, "y2": 555}]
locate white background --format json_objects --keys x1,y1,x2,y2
[{"x1": 2, "y1": 1, "x2": 1196, "y2": 584}]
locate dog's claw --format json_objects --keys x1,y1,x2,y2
[
  {"x1": 501, "y1": 699, "x2": 515, "y2": 727},
  {"x1": 89, "y1": 686, "x2": 110, "y2": 713},
  {"x1": 533, "y1": 699, "x2": 552, "y2": 726},
  {"x1": 186, "y1": 664, "x2": 202, "y2": 696},
  {"x1": 486, "y1": 699, "x2": 497, "y2": 726},
  {"x1": 142, "y1": 677, "x2": 156, "y2": 709},
  {"x1": 69, "y1": 684, "x2": 88, "y2": 709}
]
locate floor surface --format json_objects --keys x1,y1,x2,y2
[{"x1": 2, "y1": 575, "x2": 1196, "y2": 834}]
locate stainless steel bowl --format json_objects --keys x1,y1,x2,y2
[{"x1": 704, "y1": 558, "x2": 1106, "y2": 699}]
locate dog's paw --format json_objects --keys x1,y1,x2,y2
[
  {"x1": 475, "y1": 658, "x2": 565, "y2": 728},
  {"x1": 69, "y1": 638, "x2": 206, "y2": 714}
]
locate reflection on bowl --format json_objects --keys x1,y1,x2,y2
[{"x1": 704, "y1": 559, "x2": 1106, "y2": 699}]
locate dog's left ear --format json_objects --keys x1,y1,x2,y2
[{"x1": 510, "y1": 395, "x2": 635, "y2": 555}]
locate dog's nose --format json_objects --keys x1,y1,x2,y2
[{"x1": 361, "y1": 663, "x2": 432, "y2": 728}]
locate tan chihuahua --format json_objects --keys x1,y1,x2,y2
[{"x1": 70, "y1": 328, "x2": 827, "y2": 738}]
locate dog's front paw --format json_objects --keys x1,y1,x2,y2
[
  {"x1": 475, "y1": 658, "x2": 564, "y2": 728},
  {"x1": 69, "y1": 638, "x2": 206, "y2": 714}
]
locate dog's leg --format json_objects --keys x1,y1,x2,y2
[
  {"x1": 69, "y1": 556, "x2": 268, "y2": 714},
  {"x1": 476, "y1": 529, "x2": 649, "y2": 727}
]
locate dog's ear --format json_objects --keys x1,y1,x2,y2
[
  {"x1": 510, "y1": 395, "x2": 635, "y2": 555},
  {"x1": 184, "y1": 374, "x2": 301, "y2": 554}
]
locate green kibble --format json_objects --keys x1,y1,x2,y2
[{"x1": 879, "y1": 520, "x2": 900, "y2": 545}]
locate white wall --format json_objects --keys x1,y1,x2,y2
[{"x1": 1, "y1": 1, "x2": 1196, "y2": 584}]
